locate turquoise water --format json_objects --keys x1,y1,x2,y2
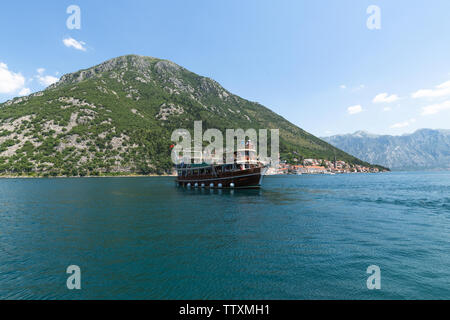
[{"x1": 0, "y1": 172, "x2": 449, "y2": 300}]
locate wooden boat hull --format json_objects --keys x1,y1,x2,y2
[{"x1": 177, "y1": 167, "x2": 265, "y2": 189}]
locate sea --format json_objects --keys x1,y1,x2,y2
[{"x1": 0, "y1": 171, "x2": 449, "y2": 299}]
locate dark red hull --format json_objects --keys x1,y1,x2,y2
[{"x1": 177, "y1": 167, "x2": 264, "y2": 189}]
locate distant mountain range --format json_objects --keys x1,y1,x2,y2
[
  {"x1": 0, "y1": 55, "x2": 379, "y2": 177},
  {"x1": 323, "y1": 129, "x2": 450, "y2": 171}
]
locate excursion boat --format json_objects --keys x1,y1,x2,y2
[{"x1": 175, "y1": 141, "x2": 267, "y2": 189}]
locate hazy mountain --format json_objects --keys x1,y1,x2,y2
[
  {"x1": 323, "y1": 129, "x2": 450, "y2": 171},
  {"x1": 0, "y1": 55, "x2": 380, "y2": 176}
]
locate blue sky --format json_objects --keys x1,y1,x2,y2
[{"x1": 1, "y1": 0, "x2": 450, "y2": 136}]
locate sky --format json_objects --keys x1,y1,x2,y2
[{"x1": 1, "y1": 0, "x2": 450, "y2": 137}]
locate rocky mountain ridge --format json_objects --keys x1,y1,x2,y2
[{"x1": 323, "y1": 129, "x2": 450, "y2": 171}]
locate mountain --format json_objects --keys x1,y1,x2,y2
[
  {"x1": 323, "y1": 129, "x2": 450, "y2": 171},
  {"x1": 0, "y1": 55, "x2": 382, "y2": 177}
]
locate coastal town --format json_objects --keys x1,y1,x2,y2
[{"x1": 266, "y1": 158, "x2": 388, "y2": 175}]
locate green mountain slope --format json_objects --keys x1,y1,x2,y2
[{"x1": 0, "y1": 55, "x2": 383, "y2": 176}]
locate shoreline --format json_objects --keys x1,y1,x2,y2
[
  {"x1": 0, "y1": 170, "x2": 446, "y2": 180},
  {"x1": 0, "y1": 174, "x2": 177, "y2": 179}
]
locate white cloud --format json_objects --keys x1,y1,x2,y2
[
  {"x1": 63, "y1": 37, "x2": 87, "y2": 51},
  {"x1": 373, "y1": 93, "x2": 399, "y2": 104},
  {"x1": 391, "y1": 122, "x2": 409, "y2": 129},
  {"x1": 347, "y1": 105, "x2": 363, "y2": 115},
  {"x1": 37, "y1": 75, "x2": 59, "y2": 86},
  {"x1": 349, "y1": 84, "x2": 365, "y2": 93},
  {"x1": 412, "y1": 80, "x2": 450, "y2": 99},
  {"x1": 0, "y1": 62, "x2": 26, "y2": 94},
  {"x1": 390, "y1": 118, "x2": 416, "y2": 129},
  {"x1": 421, "y1": 100, "x2": 450, "y2": 115},
  {"x1": 34, "y1": 68, "x2": 59, "y2": 87},
  {"x1": 18, "y1": 88, "x2": 31, "y2": 96},
  {"x1": 340, "y1": 85, "x2": 346, "y2": 89},
  {"x1": 383, "y1": 107, "x2": 392, "y2": 112}
]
